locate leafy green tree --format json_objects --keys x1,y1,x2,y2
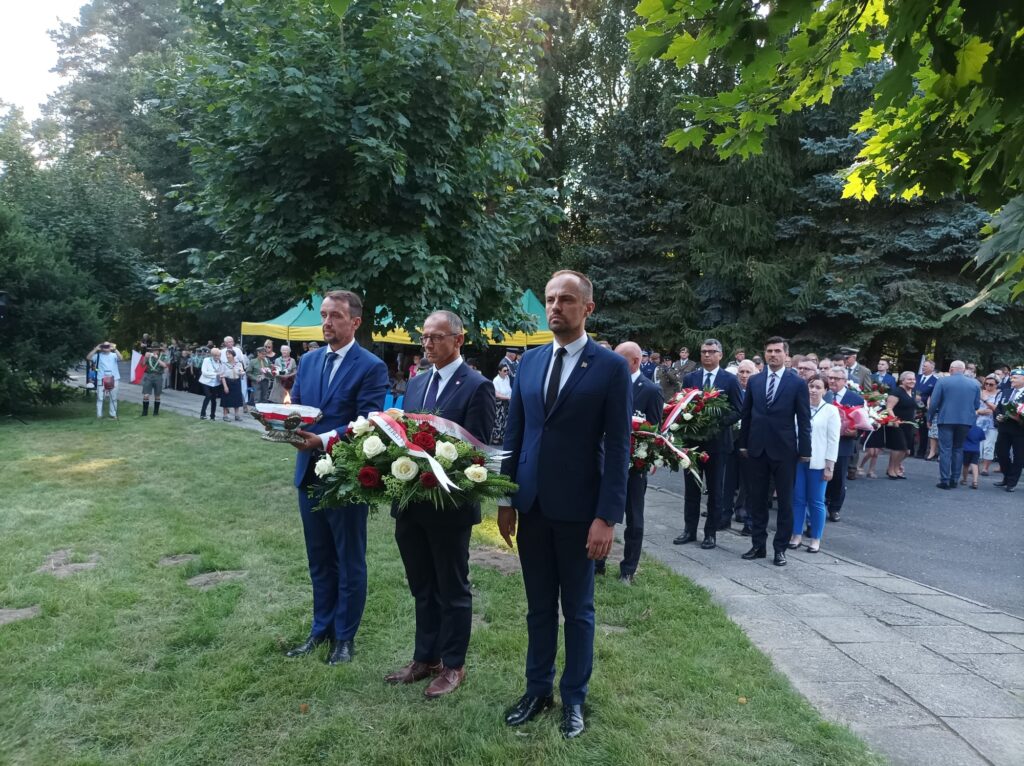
[
  {"x1": 163, "y1": 0, "x2": 558, "y2": 341},
  {"x1": 0, "y1": 205, "x2": 103, "y2": 410},
  {"x1": 631, "y1": 1, "x2": 1024, "y2": 305}
]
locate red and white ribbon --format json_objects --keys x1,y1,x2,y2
[
  {"x1": 369, "y1": 412, "x2": 460, "y2": 492},
  {"x1": 660, "y1": 389, "x2": 702, "y2": 433},
  {"x1": 404, "y1": 412, "x2": 511, "y2": 464}
]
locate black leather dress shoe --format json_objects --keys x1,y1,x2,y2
[
  {"x1": 560, "y1": 704, "x2": 585, "y2": 739},
  {"x1": 994, "y1": 481, "x2": 1007, "y2": 487},
  {"x1": 505, "y1": 693, "x2": 554, "y2": 726},
  {"x1": 773, "y1": 551, "x2": 787, "y2": 567},
  {"x1": 741, "y1": 547, "x2": 766, "y2": 560},
  {"x1": 700, "y1": 535, "x2": 716, "y2": 549},
  {"x1": 673, "y1": 531, "x2": 698, "y2": 545},
  {"x1": 717, "y1": 519, "x2": 732, "y2": 531},
  {"x1": 284, "y1": 634, "x2": 327, "y2": 658},
  {"x1": 1007, "y1": 486, "x2": 1017, "y2": 493},
  {"x1": 828, "y1": 511, "x2": 840, "y2": 522},
  {"x1": 739, "y1": 526, "x2": 752, "y2": 536},
  {"x1": 326, "y1": 639, "x2": 354, "y2": 665}
]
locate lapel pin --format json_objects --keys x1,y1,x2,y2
[{"x1": 581, "y1": 361, "x2": 588, "y2": 368}]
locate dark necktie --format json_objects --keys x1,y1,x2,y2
[
  {"x1": 704, "y1": 370, "x2": 712, "y2": 389},
  {"x1": 545, "y1": 347, "x2": 567, "y2": 414},
  {"x1": 321, "y1": 352, "x2": 338, "y2": 391},
  {"x1": 767, "y1": 372, "x2": 777, "y2": 406},
  {"x1": 423, "y1": 370, "x2": 441, "y2": 410},
  {"x1": 824, "y1": 391, "x2": 834, "y2": 404}
]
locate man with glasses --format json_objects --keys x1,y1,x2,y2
[
  {"x1": 796, "y1": 359, "x2": 819, "y2": 382},
  {"x1": 673, "y1": 339, "x2": 742, "y2": 550},
  {"x1": 823, "y1": 367, "x2": 864, "y2": 522},
  {"x1": 385, "y1": 311, "x2": 496, "y2": 697}
]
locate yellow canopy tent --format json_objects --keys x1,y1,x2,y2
[{"x1": 240, "y1": 290, "x2": 554, "y2": 346}]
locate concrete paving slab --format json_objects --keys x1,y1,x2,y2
[
  {"x1": 800, "y1": 559, "x2": 888, "y2": 578},
  {"x1": 796, "y1": 679, "x2": 937, "y2": 728},
  {"x1": 899, "y1": 593, "x2": 1000, "y2": 618},
  {"x1": 993, "y1": 633, "x2": 1024, "y2": 651},
  {"x1": 948, "y1": 653, "x2": 1024, "y2": 692},
  {"x1": 768, "y1": 646, "x2": 875, "y2": 685},
  {"x1": 811, "y1": 581, "x2": 912, "y2": 607},
  {"x1": 837, "y1": 643, "x2": 970, "y2": 676},
  {"x1": 895, "y1": 625, "x2": 1023, "y2": 654},
  {"x1": 851, "y1": 725, "x2": 989, "y2": 766},
  {"x1": 724, "y1": 571, "x2": 821, "y2": 596},
  {"x1": 849, "y1": 575, "x2": 942, "y2": 595},
  {"x1": 946, "y1": 611, "x2": 1024, "y2": 634},
  {"x1": 801, "y1": 616, "x2": 912, "y2": 644},
  {"x1": 942, "y1": 717, "x2": 1024, "y2": 766},
  {"x1": 676, "y1": 571, "x2": 754, "y2": 598},
  {"x1": 858, "y1": 601, "x2": 961, "y2": 627},
  {"x1": 885, "y1": 672, "x2": 1024, "y2": 718},
  {"x1": 772, "y1": 592, "x2": 855, "y2": 618},
  {"x1": 729, "y1": 617, "x2": 833, "y2": 651}
]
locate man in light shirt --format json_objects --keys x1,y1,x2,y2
[{"x1": 89, "y1": 341, "x2": 121, "y2": 419}]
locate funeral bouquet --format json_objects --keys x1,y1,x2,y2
[
  {"x1": 313, "y1": 410, "x2": 517, "y2": 512},
  {"x1": 998, "y1": 400, "x2": 1024, "y2": 423},
  {"x1": 661, "y1": 388, "x2": 733, "y2": 443},
  {"x1": 833, "y1": 403, "x2": 874, "y2": 434},
  {"x1": 631, "y1": 416, "x2": 707, "y2": 484},
  {"x1": 862, "y1": 383, "x2": 890, "y2": 407}
]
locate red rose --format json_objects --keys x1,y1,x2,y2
[
  {"x1": 693, "y1": 402, "x2": 704, "y2": 413},
  {"x1": 634, "y1": 459, "x2": 646, "y2": 471},
  {"x1": 417, "y1": 423, "x2": 439, "y2": 436},
  {"x1": 700, "y1": 452, "x2": 710, "y2": 464},
  {"x1": 420, "y1": 471, "x2": 439, "y2": 489},
  {"x1": 471, "y1": 456, "x2": 486, "y2": 466},
  {"x1": 325, "y1": 434, "x2": 341, "y2": 454},
  {"x1": 411, "y1": 431, "x2": 436, "y2": 453},
  {"x1": 631, "y1": 420, "x2": 643, "y2": 431},
  {"x1": 358, "y1": 466, "x2": 382, "y2": 488}
]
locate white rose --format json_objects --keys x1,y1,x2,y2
[
  {"x1": 679, "y1": 453, "x2": 691, "y2": 469},
  {"x1": 350, "y1": 416, "x2": 374, "y2": 436},
  {"x1": 669, "y1": 423, "x2": 681, "y2": 431},
  {"x1": 314, "y1": 454, "x2": 335, "y2": 478},
  {"x1": 391, "y1": 456, "x2": 419, "y2": 482},
  {"x1": 435, "y1": 441, "x2": 459, "y2": 462},
  {"x1": 635, "y1": 445, "x2": 648, "y2": 459},
  {"x1": 682, "y1": 413, "x2": 694, "y2": 421},
  {"x1": 463, "y1": 465, "x2": 488, "y2": 483},
  {"x1": 362, "y1": 435, "x2": 386, "y2": 458}
]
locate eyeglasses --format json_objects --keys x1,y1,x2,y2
[
  {"x1": 421, "y1": 333, "x2": 459, "y2": 344},
  {"x1": 700, "y1": 349, "x2": 721, "y2": 355}
]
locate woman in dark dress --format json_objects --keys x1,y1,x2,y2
[{"x1": 883, "y1": 371, "x2": 918, "y2": 479}]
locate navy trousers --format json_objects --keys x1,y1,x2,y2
[
  {"x1": 684, "y1": 449, "x2": 726, "y2": 536},
  {"x1": 297, "y1": 477, "x2": 369, "y2": 641},
  {"x1": 517, "y1": 505, "x2": 594, "y2": 705},
  {"x1": 746, "y1": 453, "x2": 797, "y2": 553},
  {"x1": 596, "y1": 472, "x2": 647, "y2": 577}
]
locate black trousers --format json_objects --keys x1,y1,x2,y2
[
  {"x1": 685, "y1": 449, "x2": 726, "y2": 536},
  {"x1": 746, "y1": 453, "x2": 797, "y2": 553},
  {"x1": 826, "y1": 454, "x2": 851, "y2": 513},
  {"x1": 996, "y1": 430, "x2": 1024, "y2": 488},
  {"x1": 915, "y1": 412, "x2": 930, "y2": 456},
  {"x1": 199, "y1": 383, "x2": 220, "y2": 417},
  {"x1": 394, "y1": 514, "x2": 473, "y2": 668},
  {"x1": 597, "y1": 472, "x2": 647, "y2": 577}
]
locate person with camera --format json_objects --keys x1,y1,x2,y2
[{"x1": 89, "y1": 341, "x2": 121, "y2": 419}]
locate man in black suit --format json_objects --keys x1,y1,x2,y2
[
  {"x1": 673, "y1": 338, "x2": 742, "y2": 550},
  {"x1": 823, "y1": 366, "x2": 864, "y2": 522},
  {"x1": 738, "y1": 336, "x2": 811, "y2": 566},
  {"x1": 994, "y1": 368, "x2": 1024, "y2": 493},
  {"x1": 385, "y1": 310, "x2": 496, "y2": 697},
  {"x1": 596, "y1": 341, "x2": 663, "y2": 583},
  {"x1": 724, "y1": 359, "x2": 756, "y2": 534}
]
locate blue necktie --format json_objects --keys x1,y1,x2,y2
[
  {"x1": 767, "y1": 373, "x2": 777, "y2": 406},
  {"x1": 321, "y1": 352, "x2": 337, "y2": 392},
  {"x1": 704, "y1": 371, "x2": 712, "y2": 390},
  {"x1": 423, "y1": 371, "x2": 440, "y2": 410}
]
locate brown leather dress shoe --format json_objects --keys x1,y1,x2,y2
[
  {"x1": 384, "y1": 660, "x2": 442, "y2": 685},
  {"x1": 424, "y1": 666, "x2": 465, "y2": 698}
]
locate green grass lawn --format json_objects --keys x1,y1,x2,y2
[{"x1": 0, "y1": 400, "x2": 883, "y2": 765}]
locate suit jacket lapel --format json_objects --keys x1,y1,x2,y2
[
  {"x1": 546, "y1": 340, "x2": 595, "y2": 420},
  {"x1": 435, "y1": 364, "x2": 467, "y2": 411}
]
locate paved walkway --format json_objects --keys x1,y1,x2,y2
[
  {"x1": 82, "y1": 372, "x2": 1024, "y2": 765},
  {"x1": 641, "y1": 485, "x2": 1024, "y2": 766}
]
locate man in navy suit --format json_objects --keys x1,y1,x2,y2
[
  {"x1": 872, "y1": 359, "x2": 897, "y2": 389},
  {"x1": 673, "y1": 338, "x2": 742, "y2": 550},
  {"x1": 824, "y1": 366, "x2": 864, "y2": 522},
  {"x1": 738, "y1": 336, "x2": 811, "y2": 567},
  {"x1": 498, "y1": 270, "x2": 631, "y2": 739},
  {"x1": 994, "y1": 368, "x2": 1024, "y2": 492},
  {"x1": 595, "y1": 341, "x2": 662, "y2": 583},
  {"x1": 289, "y1": 290, "x2": 390, "y2": 665},
  {"x1": 928, "y1": 361, "x2": 982, "y2": 489},
  {"x1": 914, "y1": 359, "x2": 937, "y2": 457},
  {"x1": 385, "y1": 311, "x2": 496, "y2": 697}
]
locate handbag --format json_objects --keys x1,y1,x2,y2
[{"x1": 103, "y1": 375, "x2": 116, "y2": 391}]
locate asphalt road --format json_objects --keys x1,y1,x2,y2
[{"x1": 648, "y1": 454, "x2": 1024, "y2": 616}]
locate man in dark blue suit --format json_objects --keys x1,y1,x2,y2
[
  {"x1": 498, "y1": 270, "x2": 631, "y2": 739},
  {"x1": 872, "y1": 359, "x2": 897, "y2": 389},
  {"x1": 289, "y1": 290, "x2": 390, "y2": 665},
  {"x1": 673, "y1": 339, "x2": 742, "y2": 550},
  {"x1": 595, "y1": 341, "x2": 662, "y2": 583},
  {"x1": 824, "y1": 366, "x2": 864, "y2": 522},
  {"x1": 384, "y1": 311, "x2": 496, "y2": 697},
  {"x1": 738, "y1": 336, "x2": 811, "y2": 567}
]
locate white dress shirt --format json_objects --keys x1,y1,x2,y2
[
  {"x1": 630, "y1": 369, "x2": 642, "y2": 384},
  {"x1": 765, "y1": 368, "x2": 783, "y2": 399},
  {"x1": 424, "y1": 356, "x2": 464, "y2": 399},
  {"x1": 543, "y1": 333, "x2": 589, "y2": 396},
  {"x1": 316, "y1": 338, "x2": 357, "y2": 449},
  {"x1": 699, "y1": 366, "x2": 721, "y2": 389}
]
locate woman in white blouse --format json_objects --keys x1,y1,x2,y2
[
  {"x1": 491, "y1": 365, "x2": 513, "y2": 444},
  {"x1": 198, "y1": 348, "x2": 225, "y2": 420},
  {"x1": 789, "y1": 374, "x2": 840, "y2": 553}
]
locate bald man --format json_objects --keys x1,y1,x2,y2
[{"x1": 595, "y1": 342, "x2": 664, "y2": 583}]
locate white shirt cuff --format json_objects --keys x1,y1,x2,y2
[{"x1": 318, "y1": 430, "x2": 337, "y2": 450}]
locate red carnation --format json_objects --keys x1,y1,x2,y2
[
  {"x1": 358, "y1": 466, "x2": 382, "y2": 488},
  {"x1": 420, "y1": 471, "x2": 439, "y2": 489},
  {"x1": 411, "y1": 431, "x2": 436, "y2": 453},
  {"x1": 471, "y1": 456, "x2": 486, "y2": 466},
  {"x1": 700, "y1": 452, "x2": 710, "y2": 464}
]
